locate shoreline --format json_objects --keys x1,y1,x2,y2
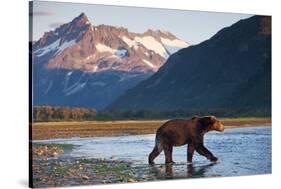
[
  {"x1": 31, "y1": 143, "x2": 219, "y2": 187},
  {"x1": 31, "y1": 118, "x2": 271, "y2": 140}
]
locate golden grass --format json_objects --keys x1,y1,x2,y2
[{"x1": 31, "y1": 118, "x2": 271, "y2": 140}]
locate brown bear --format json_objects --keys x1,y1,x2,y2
[{"x1": 148, "y1": 115, "x2": 224, "y2": 164}]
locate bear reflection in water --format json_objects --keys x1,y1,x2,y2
[{"x1": 148, "y1": 163, "x2": 216, "y2": 179}]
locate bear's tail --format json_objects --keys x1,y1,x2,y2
[{"x1": 155, "y1": 132, "x2": 162, "y2": 150}]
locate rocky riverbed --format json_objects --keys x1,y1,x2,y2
[{"x1": 31, "y1": 143, "x2": 171, "y2": 187}]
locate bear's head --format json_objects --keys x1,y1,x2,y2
[{"x1": 198, "y1": 116, "x2": 224, "y2": 132}]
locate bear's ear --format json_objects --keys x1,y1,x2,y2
[
  {"x1": 199, "y1": 116, "x2": 216, "y2": 127},
  {"x1": 206, "y1": 115, "x2": 216, "y2": 124},
  {"x1": 209, "y1": 115, "x2": 217, "y2": 123}
]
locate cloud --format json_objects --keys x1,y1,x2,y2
[
  {"x1": 29, "y1": 11, "x2": 54, "y2": 17},
  {"x1": 49, "y1": 22, "x2": 65, "y2": 29}
]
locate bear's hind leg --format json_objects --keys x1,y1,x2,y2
[
  {"x1": 164, "y1": 146, "x2": 174, "y2": 164},
  {"x1": 187, "y1": 144, "x2": 195, "y2": 163},
  {"x1": 148, "y1": 144, "x2": 163, "y2": 164}
]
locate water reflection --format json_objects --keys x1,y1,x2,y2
[
  {"x1": 187, "y1": 163, "x2": 215, "y2": 178},
  {"x1": 165, "y1": 164, "x2": 173, "y2": 178},
  {"x1": 148, "y1": 163, "x2": 216, "y2": 179}
]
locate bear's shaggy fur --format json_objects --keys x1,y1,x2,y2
[{"x1": 148, "y1": 116, "x2": 224, "y2": 164}]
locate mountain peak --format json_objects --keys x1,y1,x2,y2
[
  {"x1": 78, "y1": 12, "x2": 87, "y2": 18},
  {"x1": 142, "y1": 29, "x2": 178, "y2": 40},
  {"x1": 33, "y1": 12, "x2": 189, "y2": 73},
  {"x1": 71, "y1": 12, "x2": 91, "y2": 27},
  {"x1": 33, "y1": 12, "x2": 92, "y2": 56}
]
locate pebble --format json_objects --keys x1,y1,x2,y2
[
  {"x1": 82, "y1": 175, "x2": 89, "y2": 180},
  {"x1": 52, "y1": 152, "x2": 59, "y2": 157},
  {"x1": 128, "y1": 178, "x2": 136, "y2": 182}
]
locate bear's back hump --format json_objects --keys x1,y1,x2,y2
[{"x1": 158, "y1": 119, "x2": 187, "y2": 132}]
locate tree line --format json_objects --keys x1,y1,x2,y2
[
  {"x1": 95, "y1": 108, "x2": 270, "y2": 120},
  {"x1": 33, "y1": 106, "x2": 97, "y2": 122},
  {"x1": 33, "y1": 106, "x2": 270, "y2": 122}
]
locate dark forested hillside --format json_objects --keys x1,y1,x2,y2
[{"x1": 108, "y1": 16, "x2": 271, "y2": 116}]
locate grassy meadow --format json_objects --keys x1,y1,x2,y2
[{"x1": 31, "y1": 117, "x2": 271, "y2": 140}]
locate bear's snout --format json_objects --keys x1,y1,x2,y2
[
  {"x1": 214, "y1": 121, "x2": 224, "y2": 132},
  {"x1": 217, "y1": 122, "x2": 224, "y2": 132}
]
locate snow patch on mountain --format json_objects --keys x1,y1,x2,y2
[
  {"x1": 57, "y1": 39, "x2": 76, "y2": 54},
  {"x1": 135, "y1": 36, "x2": 168, "y2": 58},
  {"x1": 93, "y1": 65, "x2": 98, "y2": 72},
  {"x1": 160, "y1": 38, "x2": 189, "y2": 47},
  {"x1": 84, "y1": 54, "x2": 96, "y2": 61},
  {"x1": 142, "y1": 59, "x2": 156, "y2": 69},
  {"x1": 65, "y1": 82, "x2": 87, "y2": 96},
  {"x1": 161, "y1": 38, "x2": 189, "y2": 55},
  {"x1": 122, "y1": 36, "x2": 138, "y2": 48},
  {"x1": 96, "y1": 43, "x2": 115, "y2": 54},
  {"x1": 96, "y1": 44, "x2": 128, "y2": 58},
  {"x1": 34, "y1": 39, "x2": 61, "y2": 57},
  {"x1": 122, "y1": 36, "x2": 188, "y2": 59},
  {"x1": 44, "y1": 81, "x2": 53, "y2": 95},
  {"x1": 115, "y1": 48, "x2": 128, "y2": 58},
  {"x1": 34, "y1": 38, "x2": 76, "y2": 57}
]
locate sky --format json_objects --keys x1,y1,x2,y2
[{"x1": 31, "y1": 1, "x2": 253, "y2": 45}]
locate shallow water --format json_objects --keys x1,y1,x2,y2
[{"x1": 34, "y1": 126, "x2": 271, "y2": 178}]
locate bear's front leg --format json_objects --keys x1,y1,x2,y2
[
  {"x1": 187, "y1": 144, "x2": 195, "y2": 163},
  {"x1": 164, "y1": 146, "x2": 174, "y2": 164},
  {"x1": 195, "y1": 144, "x2": 218, "y2": 163}
]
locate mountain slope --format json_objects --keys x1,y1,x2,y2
[
  {"x1": 108, "y1": 16, "x2": 271, "y2": 116},
  {"x1": 32, "y1": 13, "x2": 189, "y2": 109},
  {"x1": 33, "y1": 69, "x2": 152, "y2": 109}
]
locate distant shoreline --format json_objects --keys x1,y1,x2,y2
[{"x1": 31, "y1": 118, "x2": 271, "y2": 140}]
